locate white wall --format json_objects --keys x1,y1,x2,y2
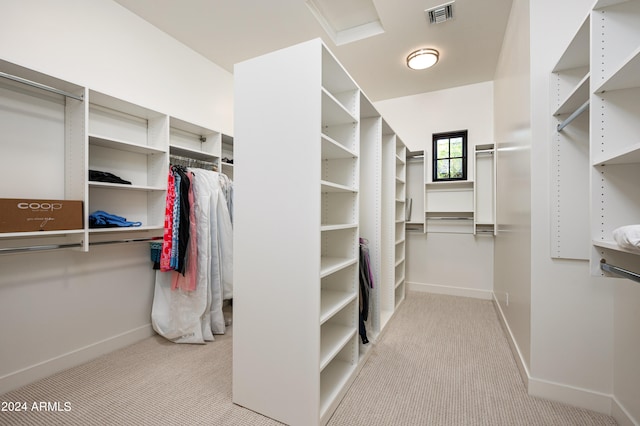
[
  {"x1": 492, "y1": 0, "x2": 532, "y2": 380},
  {"x1": 0, "y1": 0, "x2": 233, "y2": 394},
  {"x1": 376, "y1": 82, "x2": 495, "y2": 299},
  {"x1": 529, "y1": 0, "x2": 616, "y2": 414},
  {"x1": 0, "y1": 0, "x2": 233, "y2": 134}
]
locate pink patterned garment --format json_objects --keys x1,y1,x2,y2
[
  {"x1": 171, "y1": 171, "x2": 198, "y2": 292},
  {"x1": 160, "y1": 170, "x2": 176, "y2": 272}
]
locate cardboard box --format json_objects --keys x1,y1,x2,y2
[{"x1": 0, "y1": 198, "x2": 83, "y2": 233}]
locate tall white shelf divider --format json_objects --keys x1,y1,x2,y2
[
  {"x1": 549, "y1": 11, "x2": 591, "y2": 259},
  {"x1": 233, "y1": 38, "x2": 405, "y2": 426}
]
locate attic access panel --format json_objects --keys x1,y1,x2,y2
[{"x1": 306, "y1": 0, "x2": 384, "y2": 45}]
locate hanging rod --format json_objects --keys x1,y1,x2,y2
[
  {"x1": 600, "y1": 259, "x2": 640, "y2": 284},
  {"x1": 0, "y1": 237, "x2": 162, "y2": 255},
  {"x1": 170, "y1": 154, "x2": 217, "y2": 167},
  {"x1": 90, "y1": 237, "x2": 162, "y2": 247},
  {"x1": 557, "y1": 100, "x2": 589, "y2": 132},
  {"x1": 0, "y1": 71, "x2": 84, "y2": 101},
  {"x1": 0, "y1": 242, "x2": 83, "y2": 254}
]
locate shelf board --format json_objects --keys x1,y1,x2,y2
[
  {"x1": 321, "y1": 134, "x2": 357, "y2": 159},
  {"x1": 553, "y1": 73, "x2": 590, "y2": 116},
  {"x1": 170, "y1": 144, "x2": 218, "y2": 161},
  {"x1": 221, "y1": 162, "x2": 234, "y2": 168},
  {"x1": 320, "y1": 291, "x2": 357, "y2": 325},
  {"x1": 321, "y1": 180, "x2": 357, "y2": 193},
  {"x1": 595, "y1": 47, "x2": 640, "y2": 93},
  {"x1": 592, "y1": 142, "x2": 640, "y2": 166},
  {"x1": 89, "y1": 225, "x2": 163, "y2": 234},
  {"x1": 320, "y1": 325, "x2": 355, "y2": 371},
  {"x1": 89, "y1": 182, "x2": 165, "y2": 192},
  {"x1": 321, "y1": 89, "x2": 357, "y2": 126},
  {"x1": 89, "y1": 134, "x2": 166, "y2": 155},
  {"x1": 320, "y1": 256, "x2": 357, "y2": 278},
  {"x1": 425, "y1": 180, "x2": 474, "y2": 188},
  {"x1": 396, "y1": 155, "x2": 406, "y2": 165},
  {"x1": 552, "y1": 13, "x2": 590, "y2": 72},
  {"x1": 321, "y1": 223, "x2": 357, "y2": 232},
  {"x1": 395, "y1": 277, "x2": 405, "y2": 289},
  {"x1": 395, "y1": 177, "x2": 405, "y2": 184},
  {"x1": 593, "y1": 239, "x2": 640, "y2": 255}
]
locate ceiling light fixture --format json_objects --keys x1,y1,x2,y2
[{"x1": 406, "y1": 48, "x2": 439, "y2": 70}]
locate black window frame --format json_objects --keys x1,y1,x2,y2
[{"x1": 432, "y1": 130, "x2": 468, "y2": 182}]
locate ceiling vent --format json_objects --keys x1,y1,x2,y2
[{"x1": 425, "y1": 2, "x2": 454, "y2": 24}]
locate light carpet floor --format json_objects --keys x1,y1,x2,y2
[{"x1": 0, "y1": 292, "x2": 617, "y2": 425}]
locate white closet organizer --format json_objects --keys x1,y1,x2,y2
[
  {"x1": 169, "y1": 116, "x2": 221, "y2": 171},
  {"x1": 359, "y1": 94, "x2": 407, "y2": 338},
  {"x1": 394, "y1": 137, "x2": 407, "y2": 307},
  {"x1": 590, "y1": 0, "x2": 640, "y2": 279},
  {"x1": 0, "y1": 59, "x2": 225, "y2": 254},
  {"x1": 549, "y1": 11, "x2": 591, "y2": 260},
  {"x1": 0, "y1": 60, "x2": 87, "y2": 253},
  {"x1": 221, "y1": 134, "x2": 234, "y2": 180},
  {"x1": 88, "y1": 91, "x2": 168, "y2": 243},
  {"x1": 423, "y1": 148, "x2": 496, "y2": 235},
  {"x1": 474, "y1": 144, "x2": 496, "y2": 236},
  {"x1": 233, "y1": 38, "x2": 406, "y2": 426}
]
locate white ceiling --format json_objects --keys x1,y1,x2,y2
[{"x1": 113, "y1": 0, "x2": 513, "y2": 101}]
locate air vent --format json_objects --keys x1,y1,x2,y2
[{"x1": 426, "y1": 2, "x2": 454, "y2": 24}]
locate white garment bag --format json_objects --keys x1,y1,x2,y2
[{"x1": 151, "y1": 168, "x2": 233, "y2": 343}]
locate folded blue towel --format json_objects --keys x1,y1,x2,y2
[{"x1": 89, "y1": 210, "x2": 142, "y2": 228}]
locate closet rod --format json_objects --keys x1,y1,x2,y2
[
  {"x1": 0, "y1": 237, "x2": 162, "y2": 255},
  {"x1": 0, "y1": 71, "x2": 84, "y2": 101},
  {"x1": 557, "y1": 100, "x2": 589, "y2": 132},
  {"x1": 600, "y1": 259, "x2": 640, "y2": 284},
  {"x1": 170, "y1": 154, "x2": 217, "y2": 167},
  {"x1": 0, "y1": 242, "x2": 83, "y2": 255}
]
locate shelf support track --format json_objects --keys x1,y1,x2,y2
[
  {"x1": 600, "y1": 259, "x2": 640, "y2": 284},
  {"x1": 0, "y1": 71, "x2": 84, "y2": 101},
  {"x1": 557, "y1": 100, "x2": 589, "y2": 132}
]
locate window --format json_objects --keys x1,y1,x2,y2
[{"x1": 432, "y1": 130, "x2": 467, "y2": 181}]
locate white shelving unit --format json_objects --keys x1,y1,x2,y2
[
  {"x1": 550, "y1": 0, "x2": 640, "y2": 277},
  {"x1": 0, "y1": 60, "x2": 87, "y2": 253},
  {"x1": 0, "y1": 59, "x2": 226, "y2": 253},
  {"x1": 233, "y1": 38, "x2": 405, "y2": 426},
  {"x1": 549, "y1": 11, "x2": 591, "y2": 260},
  {"x1": 169, "y1": 116, "x2": 221, "y2": 169},
  {"x1": 421, "y1": 138, "x2": 496, "y2": 235},
  {"x1": 394, "y1": 137, "x2": 407, "y2": 307},
  {"x1": 474, "y1": 144, "x2": 496, "y2": 235},
  {"x1": 359, "y1": 95, "x2": 407, "y2": 339},
  {"x1": 221, "y1": 134, "x2": 234, "y2": 180},
  {"x1": 88, "y1": 91, "x2": 168, "y2": 243},
  {"x1": 590, "y1": 0, "x2": 640, "y2": 278}
]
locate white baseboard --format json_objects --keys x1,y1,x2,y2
[
  {"x1": 611, "y1": 396, "x2": 639, "y2": 426},
  {"x1": 407, "y1": 281, "x2": 493, "y2": 300},
  {"x1": 528, "y1": 378, "x2": 613, "y2": 416},
  {"x1": 0, "y1": 324, "x2": 155, "y2": 395},
  {"x1": 492, "y1": 294, "x2": 638, "y2": 424},
  {"x1": 491, "y1": 293, "x2": 530, "y2": 388}
]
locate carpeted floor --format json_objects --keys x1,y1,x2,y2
[{"x1": 0, "y1": 292, "x2": 617, "y2": 425}]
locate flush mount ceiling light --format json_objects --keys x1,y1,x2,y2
[{"x1": 406, "y1": 48, "x2": 439, "y2": 70}]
